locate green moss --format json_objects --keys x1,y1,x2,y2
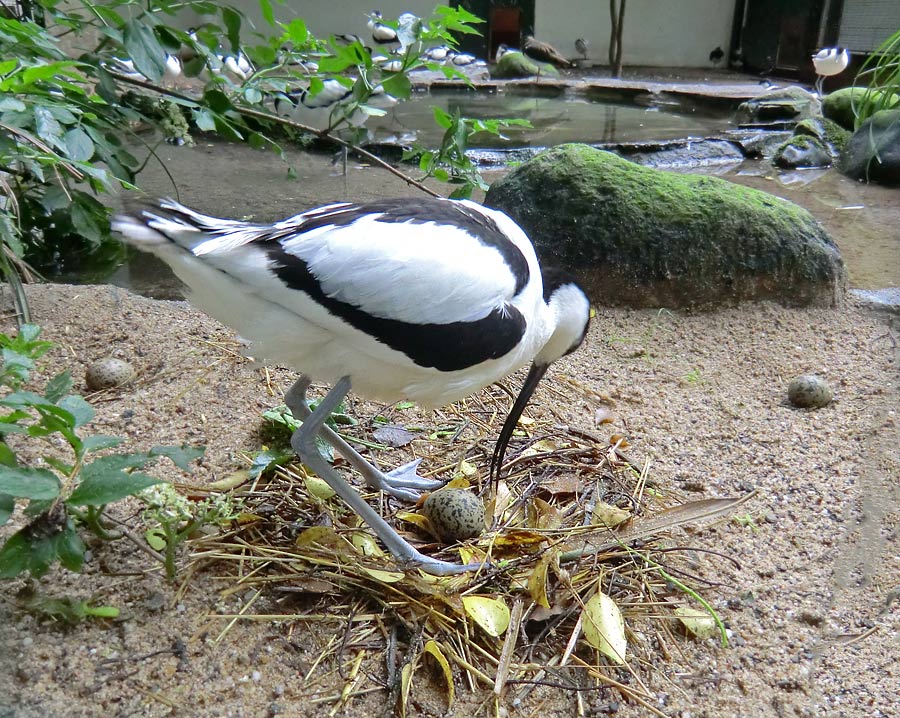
[
  {"x1": 484, "y1": 143, "x2": 844, "y2": 307},
  {"x1": 823, "y1": 87, "x2": 900, "y2": 129},
  {"x1": 492, "y1": 51, "x2": 558, "y2": 79}
]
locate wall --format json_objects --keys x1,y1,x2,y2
[
  {"x1": 193, "y1": 1, "x2": 737, "y2": 69},
  {"x1": 199, "y1": 1, "x2": 442, "y2": 45},
  {"x1": 534, "y1": 0, "x2": 737, "y2": 68}
]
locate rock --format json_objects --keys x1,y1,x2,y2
[
  {"x1": 484, "y1": 143, "x2": 846, "y2": 308},
  {"x1": 822, "y1": 87, "x2": 900, "y2": 130},
  {"x1": 793, "y1": 117, "x2": 850, "y2": 155},
  {"x1": 773, "y1": 135, "x2": 833, "y2": 168},
  {"x1": 734, "y1": 87, "x2": 821, "y2": 125},
  {"x1": 422, "y1": 488, "x2": 485, "y2": 543},
  {"x1": 491, "y1": 50, "x2": 558, "y2": 79},
  {"x1": 840, "y1": 109, "x2": 900, "y2": 186},
  {"x1": 787, "y1": 375, "x2": 833, "y2": 408},
  {"x1": 85, "y1": 357, "x2": 135, "y2": 390}
]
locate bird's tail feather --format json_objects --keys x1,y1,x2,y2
[{"x1": 112, "y1": 197, "x2": 256, "y2": 254}]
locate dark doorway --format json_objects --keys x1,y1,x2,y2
[
  {"x1": 450, "y1": 1, "x2": 535, "y2": 61},
  {"x1": 739, "y1": 0, "x2": 825, "y2": 76},
  {"x1": 490, "y1": 6, "x2": 521, "y2": 61}
]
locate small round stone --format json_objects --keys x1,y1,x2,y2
[
  {"x1": 422, "y1": 488, "x2": 485, "y2": 543},
  {"x1": 85, "y1": 357, "x2": 135, "y2": 391},
  {"x1": 787, "y1": 374, "x2": 833, "y2": 409}
]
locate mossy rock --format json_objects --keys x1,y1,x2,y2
[
  {"x1": 840, "y1": 109, "x2": 900, "y2": 186},
  {"x1": 491, "y1": 50, "x2": 558, "y2": 79},
  {"x1": 773, "y1": 135, "x2": 832, "y2": 168},
  {"x1": 822, "y1": 87, "x2": 900, "y2": 130},
  {"x1": 794, "y1": 117, "x2": 850, "y2": 154},
  {"x1": 484, "y1": 144, "x2": 845, "y2": 308},
  {"x1": 735, "y1": 87, "x2": 822, "y2": 124}
]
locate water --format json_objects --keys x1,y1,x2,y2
[
  {"x1": 368, "y1": 88, "x2": 734, "y2": 148},
  {"x1": 54, "y1": 88, "x2": 899, "y2": 297}
]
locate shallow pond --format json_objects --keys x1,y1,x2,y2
[{"x1": 369, "y1": 88, "x2": 734, "y2": 148}]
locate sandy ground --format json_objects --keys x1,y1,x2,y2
[{"x1": 1, "y1": 280, "x2": 897, "y2": 718}]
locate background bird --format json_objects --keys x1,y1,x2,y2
[
  {"x1": 367, "y1": 10, "x2": 398, "y2": 45},
  {"x1": 709, "y1": 46, "x2": 724, "y2": 65},
  {"x1": 812, "y1": 47, "x2": 850, "y2": 96},
  {"x1": 575, "y1": 37, "x2": 589, "y2": 61},
  {"x1": 113, "y1": 197, "x2": 591, "y2": 575},
  {"x1": 523, "y1": 35, "x2": 573, "y2": 68}
]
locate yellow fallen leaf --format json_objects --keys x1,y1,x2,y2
[
  {"x1": 527, "y1": 497, "x2": 563, "y2": 530},
  {"x1": 582, "y1": 590, "x2": 627, "y2": 664},
  {"x1": 423, "y1": 640, "x2": 454, "y2": 708},
  {"x1": 527, "y1": 553, "x2": 553, "y2": 608},
  {"x1": 492, "y1": 530, "x2": 547, "y2": 550},
  {"x1": 351, "y1": 532, "x2": 385, "y2": 557},
  {"x1": 400, "y1": 662, "x2": 412, "y2": 718},
  {"x1": 591, "y1": 501, "x2": 632, "y2": 528},
  {"x1": 520, "y1": 438, "x2": 568, "y2": 457},
  {"x1": 303, "y1": 474, "x2": 336, "y2": 500},
  {"x1": 396, "y1": 510, "x2": 431, "y2": 531},
  {"x1": 463, "y1": 596, "x2": 511, "y2": 637},
  {"x1": 207, "y1": 470, "x2": 250, "y2": 491},
  {"x1": 674, "y1": 606, "x2": 718, "y2": 639},
  {"x1": 295, "y1": 526, "x2": 351, "y2": 550},
  {"x1": 361, "y1": 567, "x2": 406, "y2": 583},
  {"x1": 455, "y1": 459, "x2": 477, "y2": 478}
]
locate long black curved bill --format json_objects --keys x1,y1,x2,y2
[{"x1": 490, "y1": 362, "x2": 549, "y2": 487}]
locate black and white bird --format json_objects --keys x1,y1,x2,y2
[
  {"x1": 213, "y1": 51, "x2": 253, "y2": 83},
  {"x1": 367, "y1": 11, "x2": 399, "y2": 45},
  {"x1": 445, "y1": 49, "x2": 480, "y2": 67},
  {"x1": 424, "y1": 45, "x2": 450, "y2": 62},
  {"x1": 812, "y1": 47, "x2": 850, "y2": 96},
  {"x1": 108, "y1": 54, "x2": 182, "y2": 86},
  {"x1": 523, "y1": 35, "x2": 573, "y2": 69},
  {"x1": 113, "y1": 197, "x2": 591, "y2": 575},
  {"x1": 575, "y1": 37, "x2": 589, "y2": 61}
]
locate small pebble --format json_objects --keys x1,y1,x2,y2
[
  {"x1": 422, "y1": 488, "x2": 485, "y2": 543},
  {"x1": 787, "y1": 374, "x2": 832, "y2": 409},
  {"x1": 85, "y1": 357, "x2": 135, "y2": 391}
]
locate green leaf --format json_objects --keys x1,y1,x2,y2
[
  {"x1": 68, "y1": 470, "x2": 162, "y2": 506},
  {"x1": 0, "y1": 466, "x2": 61, "y2": 500},
  {"x1": 380, "y1": 72, "x2": 412, "y2": 100},
  {"x1": 222, "y1": 7, "x2": 243, "y2": 52},
  {"x1": 81, "y1": 435, "x2": 123, "y2": 453},
  {"x1": 149, "y1": 444, "x2": 205, "y2": 471},
  {"x1": 56, "y1": 523, "x2": 86, "y2": 572},
  {"x1": 57, "y1": 394, "x2": 94, "y2": 427},
  {"x1": 123, "y1": 19, "x2": 167, "y2": 82},
  {"x1": 34, "y1": 106, "x2": 63, "y2": 147},
  {"x1": 259, "y1": 0, "x2": 275, "y2": 26},
  {"x1": 0, "y1": 97, "x2": 26, "y2": 112},
  {"x1": 0, "y1": 531, "x2": 30, "y2": 577},
  {"x1": 0, "y1": 441, "x2": 16, "y2": 467},
  {"x1": 243, "y1": 86, "x2": 263, "y2": 104},
  {"x1": 432, "y1": 105, "x2": 452, "y2": 129},
  {"x1": 194, "y1": 108, "x2": 217, "y2": 132},
  {"x1": 0, "y1": 492, "x2": 13, "y2": 526},
  {"x1": 70, "y1": 201, "x2": 104, "y2": 246},
  {"x1": 63, "y1": 126, "x2": 94, "y2": 161},
  {"x1": 44, "y1": 371, "x2": 73, "y2": 403}
]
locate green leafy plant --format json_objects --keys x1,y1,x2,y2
[
  {"x1": 141, "y1": 483, "x2": 238, "y2": 580},
  {"x1": 410, "y1": 107, "x2": 531, "y2": 198},
  {"x1": 852, "y1": 27, "x2": 900, "y2": 127},
  {"x1": 0, "y1": 324, "x2": 204, "y2": 579}
]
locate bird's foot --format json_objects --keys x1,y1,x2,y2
[
  {"x1": 395, "y1": 546, "x2": 488, "y2": 576},
  {"x1": 370, "y1": 459, "x2": 447, "y2": 502}
]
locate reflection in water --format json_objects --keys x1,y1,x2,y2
[{"x1": 368, "y1": 90, "x2": 732, "y2": 148}]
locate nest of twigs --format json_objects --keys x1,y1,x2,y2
[{"x1": 189, "y1": 375, "x2": 750, "y2": 715}]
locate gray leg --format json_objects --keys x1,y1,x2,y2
[
  {"x1": 284, "y1": 376, "x2": 445, "y2": 502},
  {"x1": 289, "y1": 376, "x2": 481, "y2": 575}
]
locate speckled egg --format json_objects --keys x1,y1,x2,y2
[
  {"x1": 422, "y1": 488, "x2": 485, "y2": 543},
  {"x1": 787, "y1": 374, "x2": 833, "y2": 409},
  {"x1": 85, "y1": 358, "x2": 135, "y2": 391}
]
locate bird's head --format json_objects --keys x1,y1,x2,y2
[{"x1": 490, "y1": 269, "x2": 591, "y2": 485}]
